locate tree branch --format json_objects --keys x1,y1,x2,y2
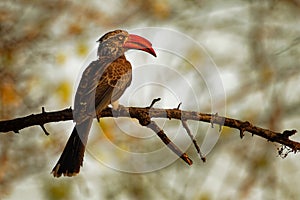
[
  {"x1": 0, "y1": 106, "x2": 299, "y2": 156},
  {"x1": 146, "y1": 121, "x2": 193, "y2": 165},
  {"x1": 181, "y1": 120, "x2": 206, "y2": 162}
]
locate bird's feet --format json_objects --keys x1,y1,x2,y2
[
  {"x1": 111, "y1": 101, "x2": 120, "y2": 110},
  {"x1": 111, "y1": 101, "x2": 125, "y2": 117}
]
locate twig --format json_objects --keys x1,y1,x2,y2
[
  {"x1": 146, "y1": 121, "x2": 193, "y2": 165},
  {"x1": 176, "y1": 102, "x2": 182, "y2": 110},
  {"x1": 40, "y1": 107, "x2": 50, "y2": 135},
  {"x1": 181, "y1": 120, "x2": 206, "y2": 162},
  {"x1": 147, "y1": 98, "x2": 161, "y2": 109},
  {"x1": 40, "y1": 125, "x2": 50, "y2": 136}
]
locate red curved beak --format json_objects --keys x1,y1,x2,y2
[{"x1": 123, "y1": 34, "x2": 156, "y2": 57}]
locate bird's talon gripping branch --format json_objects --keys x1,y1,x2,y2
[
  {"x1": 210, "y1": 112, "x2": 219, "y2": 128},
  {"x1": 52, "y1": 30, "x2": 156, "y2": 177},
  {"x1": 111, "y1": 101, "x2": 121, "y2": 111},
  {"x1": 2, "y1": 107, "x2": 300, "y2": 161},
  {"x1": 111, "y1": 103, "x2": 126, "y2": 118}
]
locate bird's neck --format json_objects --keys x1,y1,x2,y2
[{"x1": 98, "y1": 54, "x2": 126, "y2": 62}]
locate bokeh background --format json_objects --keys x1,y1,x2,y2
[{"x1": 1, "y1": 0, "x2": 300, "y2": 199}]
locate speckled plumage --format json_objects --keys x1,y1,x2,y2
[
  {"x1": 52, "y1": 29, "x2": 155, "y2": 177},
  {"x1": 72, "y1": 55, "x2": 131, "y2": 124},
  {"x1": 52, "y1": 31, "x2": 132, "y2": 177}
]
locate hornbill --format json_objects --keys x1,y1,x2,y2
[{"x1": 52, "y1": 30, "x2": 156, "y2": 177}]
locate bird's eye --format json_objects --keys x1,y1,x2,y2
[{"x1": 117, "y1": 35, "x2": 124, "y2": 41}]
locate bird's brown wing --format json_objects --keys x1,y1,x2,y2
[
  {"x1": 73, "y1": 58, "x2": 111, "y2": 124},
  {"x1": 94, "y1": 56, "x2": 132, "y2": 112},
  {"x1": 74, "y1": 56, "x2": 132, "y2": 124},
  {"x1": 53, "y1": 58, "x2": 111, "y2": 177}
]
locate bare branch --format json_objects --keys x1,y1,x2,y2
[
  {"x1": 0, "y1": 106, "x2": 299, "y2": 155},
  {"x1": 0, "y1": 107, "x2": 73, "y2": 133}
]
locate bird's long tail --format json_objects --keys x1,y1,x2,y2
[{"x1": 52, "y1": 119, "x2": 93, "y2": 177}]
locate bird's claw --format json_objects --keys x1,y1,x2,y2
[{"x1": 111, "y1": 104, "x2": 125, "y2": 117}]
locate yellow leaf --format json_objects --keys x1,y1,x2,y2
[
  {"x1": 99, "y1": 120, "x2": 115, "y2": 141},
  {"x1": 76, "y1": 42, "x2": 88, "y2": 57},
  {"x1": 68, "y1": 23, "x2": 82, "y2": 35},
  {"x1": 153, "y1": 1, "x2": 170, "y2": 19},
  {"x1": 0, "y1": 81, "x2": 20, "y2": 107},
  {"x1": 56, "y1": 81, "x2": 71, "y2": 104},
  {"x1": 55, "y1": 53, "x2": 67, "y2": 65}
]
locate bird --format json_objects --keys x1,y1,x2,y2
[{"x1": 52, "y1": 30, "x2": 156, "y2": 177}]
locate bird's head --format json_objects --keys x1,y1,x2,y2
[{"x1": 97, "y1": 30, "x2": 156, "y2": 59}]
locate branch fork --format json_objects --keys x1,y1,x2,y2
[{"x1": 0, "y1": 104, "x2": 299, "y2": 163}]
